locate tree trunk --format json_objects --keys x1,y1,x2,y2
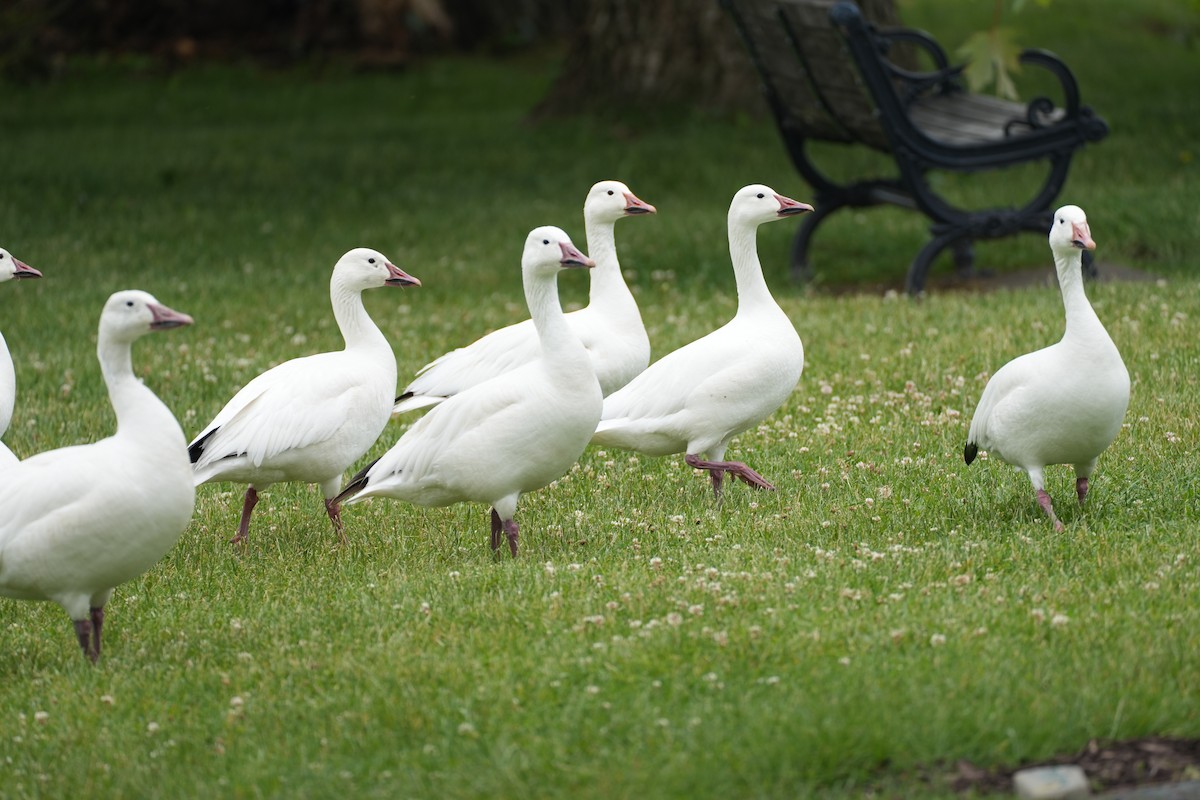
[{"x1": 533, "y1": 0, "x2": 903, "y2": 118}]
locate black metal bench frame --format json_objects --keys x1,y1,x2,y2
[{"x1": 721, "y1": 0, "x2": 1109, "y2": 293}]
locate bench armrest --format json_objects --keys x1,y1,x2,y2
[
  {"x1": 1018, "y1": 48, "x2": 1081, "y2": 116},
  {"x1": 869, "y1": 25, "x2": 967, "y2": 103}
]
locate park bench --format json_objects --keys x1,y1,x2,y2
[{"x1": 720, "y1": 0, "x2": 1110, "y2": 293}]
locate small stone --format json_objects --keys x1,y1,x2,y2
[{"x1": 1014, "y1": 766, "x2": 1091, "y2": 800}]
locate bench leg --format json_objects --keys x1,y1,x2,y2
[
  {"x1": 906, "y1": 229, "x2": 964, "y2": 295},
  {"x1": 1082, "y1": 249, "x2": 1098, "y2": 280},
  {"x1": 789, "y1": 201, "x2": 840, "y2": 284},
  {"x1": 951, "y1": 238, "x2": 975, "y2": 276}
]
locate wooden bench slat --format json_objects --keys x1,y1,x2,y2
[{"x1": 721, "y1": 0, "x2": 1108, "y2": 293}]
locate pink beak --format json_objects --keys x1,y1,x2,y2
[
  {"x1": 774, "y1": 194, "x2": 815, "y2": 217},
  {"x1": 1071, "y1": 221, "x2": 1096, "y2": 251},
  {"x1": 11, "y1": 257, "x2": 41, "y2": 279},
  {"x1": 384, "y1": 262, "x2": 421, "y2": 287},
  {"x1": 623, "y1": 191, "x2": 657, "y2": 216},
  {"x1": 148, "y1": 302, "x2": 194, "y2": 330},
  {"x1": 559, "y1": 241, "x2": 595, "y2": 269}
]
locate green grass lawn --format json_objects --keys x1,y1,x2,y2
[{"x1": 1, "y1": 0, "x2": 1198, "y2": 797}]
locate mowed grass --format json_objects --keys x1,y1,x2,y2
[{"x1": 1, "y1": 0, "x2": 1199, "y2": 797}]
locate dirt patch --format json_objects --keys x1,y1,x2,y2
[{"x1": 937, "y1": 737, "x2": 1200, "y2": 795}]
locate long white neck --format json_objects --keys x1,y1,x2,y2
[
  {"x1": 585, "y1": 217, "x2": 638, "y2": 319},
  {"x1": 331, "y1": 278, "x2": 390, "y2": 356},
  {"x1": 528, "y1": 269, "x2": 587, "y2": 369},
  {"x1": 98, "y1": 334, "x2": 184, "y2": 446},
  {"x1": 728, "y1": 219, "x2": 777, "y2": 313},
  {"x1": 0, "y1": 330, "x2": 14, "y2": 436},
  {"x1": 1055, "y1": 248, "x2": 1109, "y2": 347}
]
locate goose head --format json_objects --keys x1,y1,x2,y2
[
  {"x1": 1049, "y1": 205, "x2": 1096, "y2": 254},
  {"x1": 729, "y1": 184, "x2": 814, "y2": 227},
  {"x1": 332, "y1": 248, "x2": 421, "y2": 293},
  {"x1": 523, "y1": 226, "x2": 595, "y2": 278},
  {"x1": 584, "y1": 180, "x2": 656, "y2": 225},
  {"x1": 0, "y1": 248, "x2": 41, "y2": 282},
  {"x1": 101, "y1": 290, "x2": 193, "y2": 345}
]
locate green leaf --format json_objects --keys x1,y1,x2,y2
[{"x1": 955, "y1": 27, "x2": 1023, "y2": 99}]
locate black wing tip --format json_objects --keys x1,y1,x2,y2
[
  {"x1": 964, "y1": 442, "x2": 978, "y2": 465},
  {"x1": 188, "y1": 427, "x2": 218, "y2": 464},
  {"x1": 334, "y1": 457, "x2": 381, "y2": 505},
  {"x1": 395, "y1": 391, "x2": 413, "y2": 404}
]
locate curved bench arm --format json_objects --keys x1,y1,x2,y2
[
  {"x1": 869, "y1": 26, "x2": 967, "y2": 103},
  {"x1": 1018, "y1": 48, "x2": 1081, "y2": 115}
]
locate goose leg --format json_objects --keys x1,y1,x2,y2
[
  {"x1": 1076, "y1": 477, "x2": 1089, "y2": 505},
  {"x1": 490, "y1": 508, "x2": 503, "y2": 556},
  {"x1": 503, "y1": 518, "x2": 520, "y2": 558},
  {"x1": 323, "y1": 498, "x2": 346, "y2": 545},
  {"x1": 685, "y1": 454, "x2": 775, "y2": 495},
  {"x1": 73, "y1": 619, "x2": 96, "y2": 663},
  {"x1": 710, "y1": 468, "x2": 725, "y2": 500},
  {"x1": 90, "y1": 606, "x2": 105, "y2": 659},
  {"x1": 1035, "y1": 489, "x2": 1065, "y2": 533},
  {"x1": 230, "y1": 487, "x2": 259, "y2": 544}
]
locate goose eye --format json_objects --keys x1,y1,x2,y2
[
  {"x1": 368, "y1": 257, "x2": 376, "y2": 264},
  {"x1": 542, "y1": 239, "x2": 550, "y2": 245},
  {"x1": 607, "y1": 190, "x2": 614, "y2": 196},
  {"x1": 757, "y1": 193, "x2": 765, "y2": 199},
  {"x1": 126, "y1": 301, "x2": 134, "y2": 307},
  {"x1": 0, "y1": 254, "x2": 5, "y2": 259}
]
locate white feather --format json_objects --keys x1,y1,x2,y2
[
  {"x1": 189, "y1": 248, "x2": 418, "y2": 539},
  {"x1": 592, "y1": 185, "x2": 808, "y2": 479},
  {"x1": 342, "y1": 227, "x2": 602, "y2": 556},
  {"x1": 965, "y1": 205, "x2": 1130, "y2": 526},
  {"x1": 0, "y1": 247, "x2": 42, "y2": 464},
  {"x1": 394, "y1": 181, "x2": 652, "y2": 412},
  {"x1": 0, "y1": 290, "x2": 194, "y2": 658}
]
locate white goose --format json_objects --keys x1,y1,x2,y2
[
  {"x1": 965, "y1": 205, "x2": 1129, "y2": 531},
  {"x1": 0, "y1": 291, "x2": 194, "y2": 662},
  {"x1": 190, "y1": 248, "x2": 420, "y2": 544},
  {"x1": 337, "y1": 227, "x2": 602, "y2": 558},
  {"x1": 1, "y1": 248, "x2": 43, "y2": 467},
  {"x1": 393, "y1": 180, "x2": 653, "y2": 413},
  {"x1": 592, "y1": 184, "x2": 811, "y2": 498}
]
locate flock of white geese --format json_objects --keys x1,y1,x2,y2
[{"x1": 0, "y1": 183, "x2": 1128, "y2": 662}]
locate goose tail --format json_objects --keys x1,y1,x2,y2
[{"x1": 334, "y1": 458, "x2": 381, "y2": 505}]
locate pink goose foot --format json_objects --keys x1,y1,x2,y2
[
  {"x1": 504, "y1": 518, "x2": 520, "y2": 558},
  {"x1": 685, "y1": 453, "x2": 775, "y2": 499},
  {"x1": 90, "y1": 606, "x2": 105, "y2": 660},
  {"x1": 324, "y1": 498, "x2": 347, "y2": 545},
  {"x1": 74, "y1": 619, "x2": 97, "y2": 663},
  {"x1": 1036, "y1": 489, "x2": 1065, "y2": 532},
  {"x1": 490, "y1": 508, "x2": 503, "y2": 556}
]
